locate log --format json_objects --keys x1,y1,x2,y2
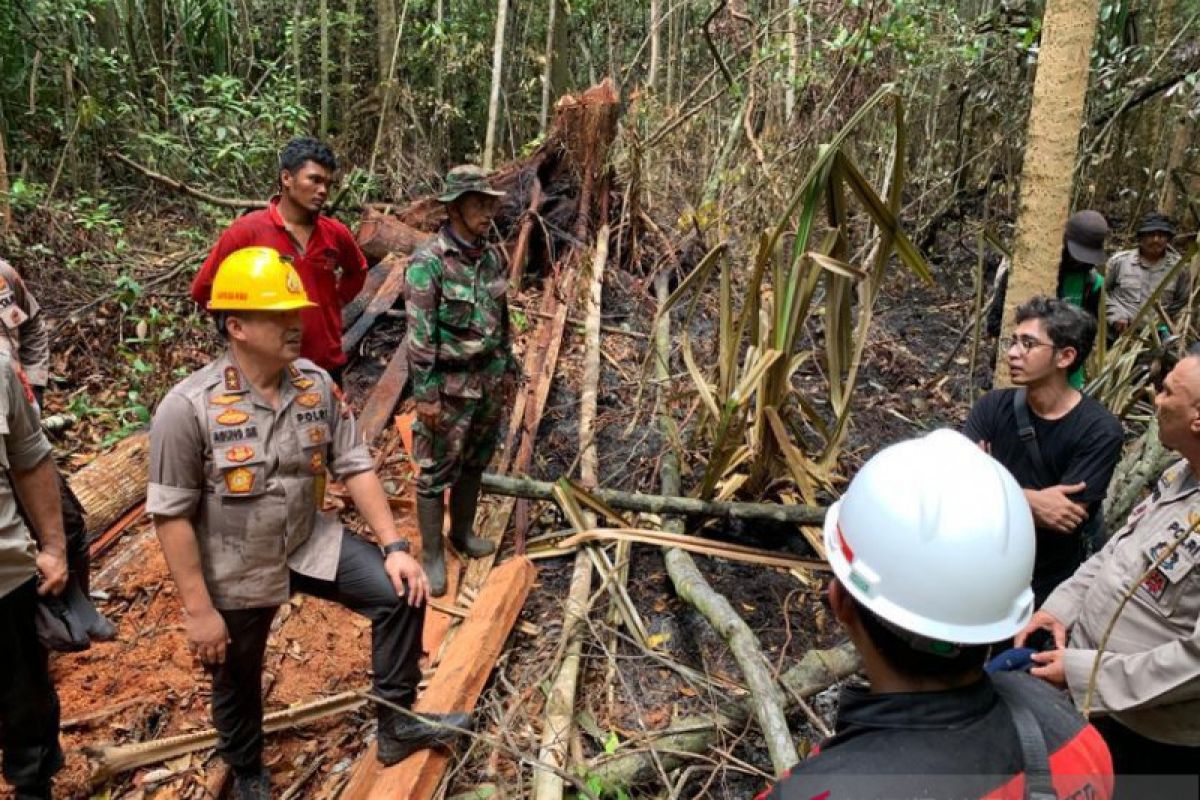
[
  {"x1": 585, "y1": 642, "x2": 858, "y2": 787},
  {"x1": 357, "y1": 342, "x2": 409, "y2": 444},
  {"x1": 342, "y1": 256, "x2": 410, "y2": 353},
  {"x1": 339, "y1": 557, "x2": 537, "y2": 800},
  {"x1": 87, "y1": 690, "x2": 367, "y2": 779},
  {"x1": 357, "y1": 209, "x2": 433, "y2": 263},
  {"x1": 509, "y1": 178, "x2": 544, "y2": 286},
  {"x1": 343, "y1": 261, "x2": 393, "y2": 330},
  {"x1": 68, "y1": 431, "x2": 149, "y2": 536},
  {"x1": 480, "y1": 473, "x2": 825, "y2": 525},
  {"x1": 653, "y1": 272, "x2": 798, "y2": 775}
]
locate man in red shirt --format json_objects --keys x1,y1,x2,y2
[{"x1": 192, "y1": 138, "x2": 367, "y2": 384}]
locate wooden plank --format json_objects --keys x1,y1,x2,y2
[
  {"x1": 343, "y1": 256, "x2": 410, "y2": 353},
  {"x1": 340, "y1": 558, "x2": 537, "y2": 800},
  {"x1": 357, "y1": 342, "x2": 409, "y2": 444}
]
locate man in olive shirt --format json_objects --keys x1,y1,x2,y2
[
  {"x1": 0, "y1": 354, "x2": 68, "y2": 800},
  {"x1": 149, "y1": 248, "x2": 465, "y2": 800},
  {"x1": 1105, "y1": 212, "x2": 1187, "y2": 336}
]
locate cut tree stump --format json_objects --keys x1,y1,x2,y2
[
  {"x1": 356, "y1": 208, "x2": 433, "y2": 263},
  {"x1": 68, "y1": 431, "x2": 149, "y2": 536},
  {"x1": 339, "y1": 557, "x2": 537, "y2": 800}
]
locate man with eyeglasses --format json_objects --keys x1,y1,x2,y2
[{"x1": 965, "y1": 296, "x2": 1123, "y2": 605}]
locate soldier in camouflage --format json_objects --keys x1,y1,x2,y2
[{"x1": 405, "y1": 165, "x2": 516, "y2": 597}]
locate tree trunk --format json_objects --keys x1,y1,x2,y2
[
  {"x1": 94, "y1": 0, "x2": 123, "y2": 50},
  {"x1": 319, "y1": 0, "x2": 330, "y2": 137},
  {"x1": 0, "y1": 126, "x2": 10, "y2": 235},
  {"x1": 292, "y1": 0, "x2": 304, "y2": 106},
  {"x1": 539, "y1": 0, "x2": 568, "y2": 134},
  {"x1": 377, "y1": 0, "x2": 396, "y2": 86},
  {"x1": 483, "y1": 0, "x2": 509, "y2": 169},
  {"x1": 341, "y1": 0, "x2": 358, "y2": 127},
  {"x1": 785, "y1": 0, "x2": 799, "y2": 120},
  {"x1": 648, "y1": 0, "x2": 662, "y2": 90},
  {"x1": 1159, "y1": 106, "x2": 1192, "y2": 218},
  {"x1": 993, "y1": 0, "x2": 1102, "y2": 388}
]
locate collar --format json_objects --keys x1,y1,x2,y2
[
  {"x1": 1158, "y1": 459, "x2": 1200, "y2": 503},
  {"x1": 835, "y1": 676, "x2": 996, "y2": 733},
  {"x1": 267, "y1": 195, "x2": 321, "y2": 230},
  {"x1": 440, "y1": 223, "x2": 485, "y2": 260},
  {"x1": 208, "y1": 350, "x2": 298, "y2": 408}
]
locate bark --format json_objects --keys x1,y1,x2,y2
[
  {"x1": 539, "y1": 0, "x2": 560, "y2": 134},
  {"x1": 484, "y1": 0, "x2": 510, "y2": 170},
  {"x1": 319, "y1": 0, "x2": 330, "y2": 137},
  {"x1": 481, "y1": 473, "x2": 824, "y2": 524},
  {"x1": 1159, "y1": 106, "x2": 1192, "y2": 217},
  {"x1": 340, "y1": 0, "x2": 358, "y2": 126},
  {"x1": 648, "y1": 0, "x2": 662, "y2": 90},
  {"x1": 785, "y1": 0, "x2": 799, "y2": 119},
  {"x1": 67, "y1": 431, "x2": 150, "y2": 536},
  {"x1": 292, "y1": 0, "x2": 304, "y2": 105},
  {"x1": 586, "y1": 642, "x2": 858, "y2": 787},
  {"x1": 356, "y1": 209, "x2": 433, "y2": 262},
  {"x1": 993, "y1": 0, "x2": 1102, "y2": 387},
  {"x1": 377, "y1": 0, "x2": 396, "y2": 86},
  {"x1": 0, "y1": 125, "x2": 10, "y2": 235}
]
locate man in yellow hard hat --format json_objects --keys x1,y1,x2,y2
[{"x1": 149, "y1": 248, "x2": 467, "y2": 800}]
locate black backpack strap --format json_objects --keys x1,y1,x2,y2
[
  {"x1": 1012, "y1": 388, "x2": 1053, "y2": 487},
  {"x1": 993, "y1": 679, "x2": 1059, "y2": 800}
]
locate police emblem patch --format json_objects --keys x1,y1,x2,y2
[
  {"x1": 224, "y1": 467, "x2": 255, "y2": 494},
  {"x1": 225, "y1": 446, "x2": 255, "y2": 463},
  {"x1": 217, "y1": 409, "x2": 251, "y2": 426},
  {"x1": 224, "y1": 366, "x2": 242, "y2": 392}
]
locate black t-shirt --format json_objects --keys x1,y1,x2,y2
[{"x1": 963, "y1": 389, "x2": 1124, "y2": 595}]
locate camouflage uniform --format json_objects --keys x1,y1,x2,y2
[{"x1": 405, "y1": 220, "x2": 514, "y2": 497}]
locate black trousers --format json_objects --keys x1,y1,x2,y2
[
  {"x1": 0, "y1": 579, "x2": 64, "y2": 791},
  {"x1": 211, "y1": 532, "x2": 425, "y2": 773},
  {"x1": 1091, "y1": 715, "x2": 1200, "y2": 799}
]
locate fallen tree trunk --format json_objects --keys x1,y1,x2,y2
[
  {"x1": 653, "y1": 271, "x2": 798, "y2": 776},
  {"x1": 68, "y1": 431, "x2": 150, "y2": 536},
  {"x1": 357, "y1": 342, "x2": 409, "y2": 444},
  {"x1": 342, "y1": 256, "x2": 409, "y2": 353},
  {"x1": 585, "y1": 642, "x2": 858, "y2": 787},
  {"x1": 356, "y1": 209, "x2": 433, "y2": 263},
  {"x1": 481, "y1": 473, "x2": 825, "y2": 524}
]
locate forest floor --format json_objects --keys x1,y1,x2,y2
[{"x1": 5, "y1": 195, "x2": 997, "y2": 800}]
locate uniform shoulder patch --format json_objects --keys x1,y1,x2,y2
[{"x1": 224, "y1": 366, "x2": 243, "y2": 392}]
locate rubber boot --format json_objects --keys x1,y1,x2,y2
[
  {"x1": 231, "y1": 768, "x2": 270, "y2": 800},
  {"x1": 448, "y1": 469, "x2": 496, "y2": 558},
  {"x1": 417, "y1": 494, "x2": 448, "y2": 597},
  {"x1": 376, "y1": 708, "x2": 471, "y2": 766}
]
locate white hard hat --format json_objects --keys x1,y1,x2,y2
[{"x1": 824, "y1": 429, "x2": 1036, "y2": 646}]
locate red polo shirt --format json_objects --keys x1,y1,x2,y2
[{"x1": 191, "y1": 197, "x2": 367, "y2": 370}]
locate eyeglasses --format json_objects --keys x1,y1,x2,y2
[{"x1": 1005, "y1": 335, "x2": 1055, "y2": 354}]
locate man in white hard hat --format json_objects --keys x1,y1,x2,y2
[
  {"x1": 760, "y1": 430, "x2": 1112, "y2": 800},
  {"x1": 1019, "y1": 346, "x2": 1200, "y2": 795}
]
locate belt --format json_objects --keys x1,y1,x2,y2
[{"x1": 434, "y1": 350, "x2": 498, "y2": 371}]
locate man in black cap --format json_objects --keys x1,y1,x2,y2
[
  {"x1": 1105, "y1": 212, "x2": 1187, "y2": 336},
  {"x1": 988, "y1": 210, "x2": 1110, "y2": 389}
]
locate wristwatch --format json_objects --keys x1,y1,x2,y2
[{"x1": 381, "y1": 540, "x2": 410, "y2": 557}]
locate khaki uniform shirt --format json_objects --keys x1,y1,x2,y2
[
  {"x1": 0, "y1": 353, "x2": 54, "y2": 599},
  {"x1": 147, "y1": 352, "x2": 374, "y2": 609},
  {"x1": 0, "y1": 259, "x2": 50, "y2": 387},
  {"x1": 1103, "y1": 248, "x2": 1187, "y2": 325},
  {"x1": 1042, "y1": 458, "x2": 1200, "y2": 745}
]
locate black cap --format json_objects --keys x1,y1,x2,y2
[
  {"x1": 1137, "y1": 211, "x2": 1176, "y2": 237},
  {"x1": 1063, "y1": 210, "x2": 1109, "y2": 265}
]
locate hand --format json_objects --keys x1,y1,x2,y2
[
  {"x1": 1014, "y1": 608, "x2": 1067, "y2": 649},
  {"x1": 1030, "y1": 649, "x2": 1067, "y2": 688},
  {"x1": 35, "y1": 549, "x2": 68, "y2": 596},
  {"x1": 385, "y1": 551, "x2": 429, "y2": 608},
  {"x1": 415, "y1": 399, "x2": 441, "y2": 430},
  {"x1": 186, "y1": 606, "x2": 231, "y2": 666},
  {"x1": 1026, "y1": 483, "x2": 1088, "y2": 533}
]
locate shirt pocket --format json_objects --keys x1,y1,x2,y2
[
  {"x1": 439, "y1": 278, "x2": 477, "y2": 331},
  {"x1": 213, "y1": 445, "x2": 269, "y2": 499}
]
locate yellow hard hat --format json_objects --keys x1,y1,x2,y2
[{"x1": 208, "y1": 247, "x2": 317, "y2": 312}]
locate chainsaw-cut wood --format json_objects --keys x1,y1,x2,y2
[
  {"x1": 343, "y1": 260, "x2": 393, "y2": 330},
  {"x1": 68, "y1": 431, "x2": 149, "y2": 535},
  {"x1": 509, "y1": 178, "x2": 543, "y2": 286},
  {"x1": 342, "y1": 256, "x2": 410, "y2": 353},
  {"x1": 357, "y1": 342, "x2": 409, "y2": 444},
  {"x1": 481, "y1": 472, "x2": 825, "y2": 524},
  {"x1": 357, "y1": 209, "x2": 433, "y2": 263},
  {"x1": 88, "y1": 502, "x2": 146, "y2": 558},
  {"x1": 339, "y1": 557, "x2": 537, "y2": 800}
]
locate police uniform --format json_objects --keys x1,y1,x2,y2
[
  {"x1": 0, "y1": 259, "x2": 50, "y2": 396},
  {"x1": 0, "y1": 354, "x2": 63, "y2": 795},
  {"x1": 148, "y1": 353, "x2": 425, "y2": 774},
  {"x1": 1104, "y1": 248, "x2": 1187, "y2": 327},
  {"x1": 1042, "y1": 459, "x2": 1200, "y2": 775}
]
